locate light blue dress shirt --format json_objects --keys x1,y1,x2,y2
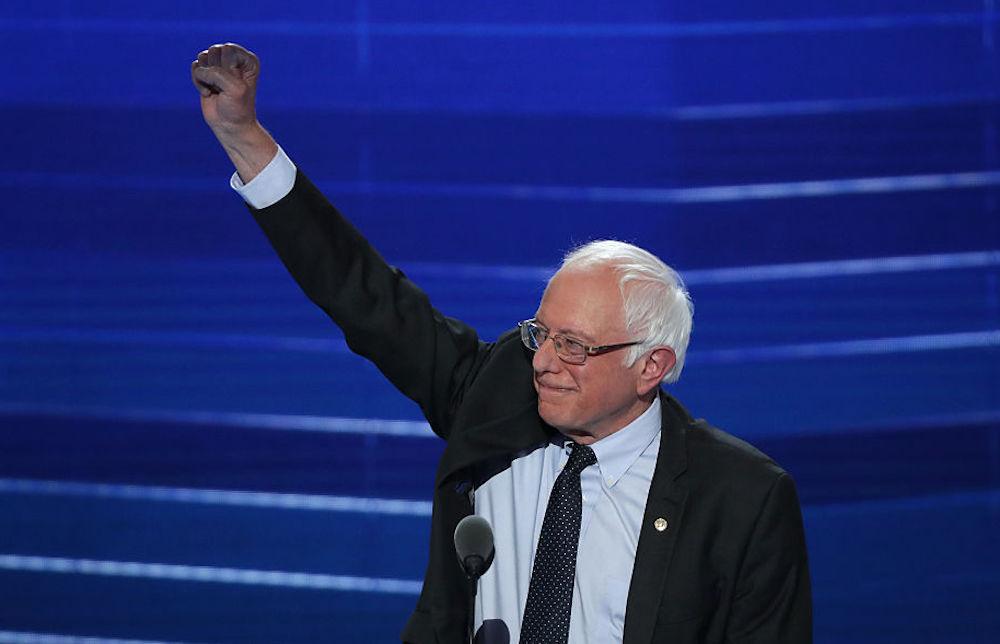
[{"x1": 474, "y1": 397, "x2": 662, "y2": 644}]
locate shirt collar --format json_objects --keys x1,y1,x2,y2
[{"x1": 556, "y1": 396, "x2": 662, "y2": 488}]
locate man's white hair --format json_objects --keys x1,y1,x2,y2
[{"x1": 560, "y1": 240, "x2": 693, "y2": 383}]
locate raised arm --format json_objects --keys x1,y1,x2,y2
[
  {"x1": 190, "y1": 43, "x2": 493, "y2": 438},
  {"x1": 191, "y1": 43, "x2": 278, "y2": 183}
]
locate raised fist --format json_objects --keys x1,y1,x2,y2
[{"x1": 191, "y1": 43, "x2": 261, "y2": 137}]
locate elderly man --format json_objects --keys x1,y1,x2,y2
[{"x1": 193, "y1": 43, "x2": 811, "y2": 644}]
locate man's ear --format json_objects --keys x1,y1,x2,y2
[{"x1": 636, "y1": 347, "x2": 676, "y2": 396}]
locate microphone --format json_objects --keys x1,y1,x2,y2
[{"x1": 454, "y1": 515, "x2": 495, "y2": 580}]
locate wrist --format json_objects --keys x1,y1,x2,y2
[
  {"x1": 212, "y1": 118, "x2": 266, "y2": 150},
  {"x1": 214, "y1": 121, "x2": 279, "y2": 184}
]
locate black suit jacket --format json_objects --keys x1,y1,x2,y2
[{"x1": 250, "y1": 171, "x2": 812, "y2": 643}]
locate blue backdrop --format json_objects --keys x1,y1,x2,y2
[{"x1": 1, "y1": 1, "x2": 999, "y2": 642}]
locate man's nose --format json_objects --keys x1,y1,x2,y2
[{"x1": 532, "y1": 336, "x2": 561, "y2": 373}]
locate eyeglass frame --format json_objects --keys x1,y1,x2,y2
[{"x1": 517, "y1": 318, "x2": 644, "y2": 365}]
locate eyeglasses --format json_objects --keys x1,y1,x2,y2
[{"x1": 518, "y1": 319, "x2": 643, "y2": 365}]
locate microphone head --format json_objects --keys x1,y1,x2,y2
[{"x1": 454, "y1": 515, "x2": 495, "y2": 580}]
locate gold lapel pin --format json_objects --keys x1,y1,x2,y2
[{"x1": 654, "y1": 517, "x2": 668, "y2": 532}]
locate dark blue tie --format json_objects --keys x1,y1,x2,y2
[{"x1": 520, "y1": 442, "x2": 597, "y2": 643}]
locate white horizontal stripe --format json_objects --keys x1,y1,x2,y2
[
  {"x1": 0, "y1": 403, "x2": 434, "y2": 438},
  {"x1": 317, "y1": 169, "x2": 1000, "y2": 203},
  {"x1": 672, "y1": 92, "x2": 1000, "y2": 120},
  {"x1": 692, "y1": 329, "x2": 1000, "y2": 365},
  {"x1": 3, "y1": 168, "x2": 1000, "y2": 204},
  {"x1": 806, "y1": 487, "x2": 1000, "y2": 517},
  {"x1": 0, "y1": 12, "x2": 992, "y2": 37},
  {"x1": 663, "y1": 169, "x2": 1000, "y2": 203},
  {"x1": 4, "y1": 249, "x2": 990, "y2": 286},
  {"x1": 403, "y1": 249, "x2": 1000, "y2": 285},
  {"x1": 0, "y1": 631, "x2": 187, "y2": 644},
  {"x1": 0, "y1": 328, "x2": 350, "y2": 354},
  {"x1": 0, "y1": 554, "x2": 423, "y2": 595},
  {"x1": 681, "y1": 250, "x2": 1000, "y2": 284},
  {"x1": 2, "y1": 88, "x2": 995, "y2": 121},
  {"x1": 0, "y1": 91, "x2": 997, "y2": 122},
  {"x1": 0, "y1": 478, "x2": 432, "y2": 517},
  {"x1": 0, "y1": 326, "x2": 994, "y2": 380}
]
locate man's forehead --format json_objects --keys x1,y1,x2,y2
[
  {"x1": 535, "y1": 266, "x2": 623, "y2": 340},
  {"x1": 532, "y1": 313, "x2": 598, "y2": 343}
]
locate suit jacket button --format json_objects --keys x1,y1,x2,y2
[{"x1": 654, "y1": 517, "x2": 668, "y2": 532}]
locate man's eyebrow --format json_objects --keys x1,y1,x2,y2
[{"x1": 534, "y1": 315, "x2": 597, "y2": 343}]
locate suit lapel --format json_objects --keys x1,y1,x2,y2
[{"x1": 622, "y1": 391, "x2": 691, "y2": 644}]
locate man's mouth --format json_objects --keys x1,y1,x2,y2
[{"x1": 536, "y1": 380, "x2": 575, "y2": 395}]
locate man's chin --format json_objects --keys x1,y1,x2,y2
[
  {"x1": 537, "y1": 399, "x2": 572, "y2": 430},
  {"x1": 538, "y1": 398, "x2": 565, "y2": 431}
]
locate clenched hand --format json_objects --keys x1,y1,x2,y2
[
  {"x1": 192, "y1": 43, "x2": 277, "y2": 183},
  {"x1": 192, "y1": 43, "x2": 261, "y2": 136}
]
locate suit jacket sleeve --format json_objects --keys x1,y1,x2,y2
[
  {"x1": 727, "y1": 472, "x2": 812, "y2": 643},
  {"x1": 247, "y1": 170, "x2": 487, "y2": 439}
]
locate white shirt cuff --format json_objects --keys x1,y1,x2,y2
[{"x1": 230, "y1": 145, "x2": 297, "y2": 209}]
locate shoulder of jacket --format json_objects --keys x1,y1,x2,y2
[{"x1": 683, "y1": 418, "x2": 787, "y2": 486}]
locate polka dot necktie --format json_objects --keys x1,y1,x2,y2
[{"x1": 520, "y1": 442, "x2": 597, "y2": 643}]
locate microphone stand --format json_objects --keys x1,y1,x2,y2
[{"x1": 462, "y1": 554, "x2": 486, "y2": 644}]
